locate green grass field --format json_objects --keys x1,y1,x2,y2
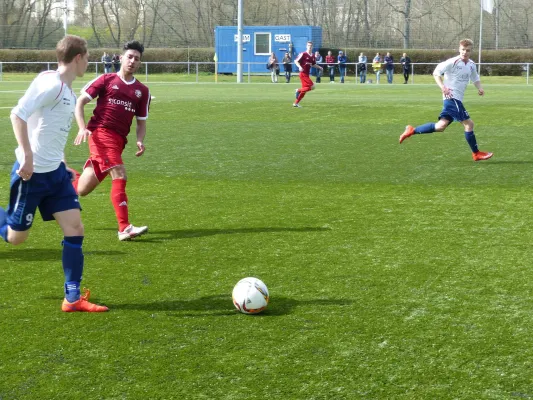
[{"x1": 1, "y1": 77, "x2": 533, "y2": 399}]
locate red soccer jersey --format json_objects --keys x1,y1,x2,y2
[
  {"x1": 295, "y1": 51, "x2": 316, "y2": 75},
  {"x1": 82, "y1": 73, "x2": 150, "y2": 138}
]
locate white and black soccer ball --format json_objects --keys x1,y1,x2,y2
[{"x1": 232, "y1": 277, "x2": 269, "y2": 314}]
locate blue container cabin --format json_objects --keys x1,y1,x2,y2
[{"x1": 214, "y1": 25, "x2": 322, "y2": 74}]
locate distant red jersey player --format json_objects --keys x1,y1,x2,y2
[
  {"x1": 293, "y1": 41, "x2": 323, "y2": 108},
  {"x1": 73, "y1": 40, "x2": 151, "y2": 241}
]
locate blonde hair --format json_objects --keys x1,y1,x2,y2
[
  {"x1": 460, "y1": 38, "x2": 474, "y2": 47},
  {"x1": 56, "y1": 35, "x2": 87, "y2": 64}
]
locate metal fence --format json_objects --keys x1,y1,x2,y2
[{"x1": 0, "y1": 62, "x2": 531, "y2": 85}]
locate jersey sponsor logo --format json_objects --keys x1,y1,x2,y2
[
  {"x1": 108, "y1": 98, "x2": 132, "y2": 108},
  {"x1": 108, "y1": 97, "x2": 135, "y2": 113}
]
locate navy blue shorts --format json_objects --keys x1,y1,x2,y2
[
  {"x1": 438, "y1": 99, "x2": 470, "y2": 123},
  {"x1": 6, "y1": 161, "x2": 81, "y2": 231}
]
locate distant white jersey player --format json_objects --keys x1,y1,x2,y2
[{"x1": 399, "y1": 38, "x2": 493, "y2": 162}]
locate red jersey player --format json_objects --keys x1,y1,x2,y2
[
  {"x1": 73, "y1": 40, "x2": 151, "y2": 241},
  {"x1": 293, "y1": 41, "x2": 323, "y2": 108}
]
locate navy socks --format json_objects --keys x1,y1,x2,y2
[
  {"x1": 0, "y1": 206, "x2": 7, "y2": 243},
  {"x1": 464, "y1": 131, "x2": 479, "y2": 153},
  {"x1": 414, "y1": 123, "x2": 436, "y2": 134},
  {"x1": 62, "y1": 236, "x2": 84, "y2": 302}
]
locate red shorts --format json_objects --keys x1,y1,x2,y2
[
  {"x1": 299, "y1": 72, "x2": 314, "y2": 91},
  {"x1": 84, "y1": 127, "x2": 127, "y2": 182}
]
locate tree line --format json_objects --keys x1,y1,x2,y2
[{"x1": 1, "y1": 0, "x2": 532, "y2": 49}]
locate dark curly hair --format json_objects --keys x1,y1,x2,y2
[{"x1": 123, "y1": 40, "x2": 144, "y2": 56}]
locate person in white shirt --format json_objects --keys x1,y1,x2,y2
[
  {"x1": 358, "y1": 52, "x2": 367, "y2": 83},
  {"x1": 0, "y1": 35, "x2": 108, "y2": 312},
  {"x1": 399, "y1": 39, "x2": 493, "y2": 161}
]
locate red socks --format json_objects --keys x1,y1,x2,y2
[{"x1": 111, "y1": 179, "x2": 130, "y2": 232}]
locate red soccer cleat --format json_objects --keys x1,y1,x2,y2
[
  {"x1": 62, "y1": 288, "x2": 109, "y2": 312},
  {"x1": 472, "y1": 151, "x2": 493, "y2": 161},
  {"x1": 399, "y1": 125, "x2": 416, "y2": 144}
]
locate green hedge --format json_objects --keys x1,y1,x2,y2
[
  {"x1": 321, "y1": 48, "x2": 533, "y2": 76},
  {"x1": 1, "y1": 48, "x2": 532, "y2": 76}
]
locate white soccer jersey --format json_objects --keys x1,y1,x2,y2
[
  {"x1": 433, "y1": 56, "x2": 479, "y2": 102},
  {"x1": 11, "y1": 71, "x2": 76, "y2": 173}
]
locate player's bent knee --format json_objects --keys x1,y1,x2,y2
[
  {"x1": 77, "y1": 176, "x2": 99, "y2": 196},
  {"x1": 63, "y1": 222, "x2": 84, "y2": 237},
  {"x1": 464, "y1": 121, "x2": 474, "y2": 131},
  {"x1": 8, "y1": 230, "x2": 29, "y2": 246},
  {"x1": 435, "y1": 121, "x2": 449, "y2": 132},
  {"x1": 110, "y1": 167, "x2": 127, "y2": 181}
]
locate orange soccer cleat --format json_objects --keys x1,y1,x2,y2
[
  {"x1": 62, "y1": 288, "x2": 109, "y2": 312},
  {"x1": 472, "y1": 151, "x2": 493, "y2": 161},
  {"x1": 399, "y1": 125, "x2": 416, "y2": 144}
]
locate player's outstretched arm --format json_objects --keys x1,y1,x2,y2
[
  {"x1": 135, "y1": 119, "x2": 147, "y2": 157},
  {"x1": 74, "y1": 95, "x2": 92, "y2": 145}
]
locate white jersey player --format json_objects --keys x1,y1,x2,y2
[
  {"x1": 0, "y1": 35, "x2": 108, "y2": 312},
  {"x1": 399, "y1": 38, "x2": 493, "y2": 161}
]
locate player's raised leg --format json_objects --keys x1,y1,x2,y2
[
  {"x1": 0, "y1": 165, "x2": 37, "y2": 246},
  {"x1": 399, "y1": 119, "x2": 450, "y2": 144},
  {"x1": 74, "y1": 164, "x2": 101, "y2": 196}
]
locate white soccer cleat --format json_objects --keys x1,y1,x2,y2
[
  {"x1": 293, "y1": 103, "x2": 301, "y2": 108},
  {"x1": 118, "y1": 224, "x2": 148, "y2": 241}
]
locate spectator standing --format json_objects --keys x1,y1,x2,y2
[
  {"x1": 400, "y1": 52, "x2": 411, "y2": 84},
  {"x1": 101, "y1": 52, "x2": 112, "y2": 73},
  {"x1": 372, "y1": 52, "x2": 382, "y2": 84},
  {"x1": 268, "y1": 52, "x2": 279, "y2": 83},
  {"x1": 358, "y1": 52, "x2": 367, "y2": 83},
  {"x1": 112, "y1": 53, "x2": 121, "y2": 72},
  {"x1": 384, "y1": 52, "x2": 394, "y2": 84},
  {"x1": 282, "y1": 52, "x2": 293, "y2": 83},
  {"x1": 338, "y1": 51, "x2": 347, "y2": 83},
  {"x1": 314, "y1": 51, "x2": 323, "y2": 83},
  {"x1": 325, "y1": 51, "x2": 335, "y2": 83}
]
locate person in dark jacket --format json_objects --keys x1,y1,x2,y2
[
  {"x1": 282, "y1": 52, "x2": 293, "y2": 83},
  {"x1": 338, "y1": 51, "x2": 347, "y2": 83},
  {"x1": 384, "y1": 52, "x2": 394, "y2": 84},
  {"x1": 400, "y1": 52, "x2": 411, "y2": 84}
]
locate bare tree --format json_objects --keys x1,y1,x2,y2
[{"x1": 385, "y1": 0, "x2": 436, "y2": 48}]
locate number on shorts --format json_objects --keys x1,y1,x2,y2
[{"x1": 25, "y1": 213, "x2": 33, "y2": 226}]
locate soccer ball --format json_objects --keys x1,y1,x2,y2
[{"x1": 232, "y1": 277, "x2": 269, "y2": 314}]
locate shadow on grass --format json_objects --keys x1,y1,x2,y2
[
  {"x1": 109, "y1": 294, "x2": 353, "y2": 317},
  {"x1": 94, "y1": 226, "x2": 331, "y2": 242},
  {"x1": 0, "y1": 249, "x2": 125, "y2": 261},
  {"x1": 466, "y1": 160, "x2": 533, "y2": 165}
]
